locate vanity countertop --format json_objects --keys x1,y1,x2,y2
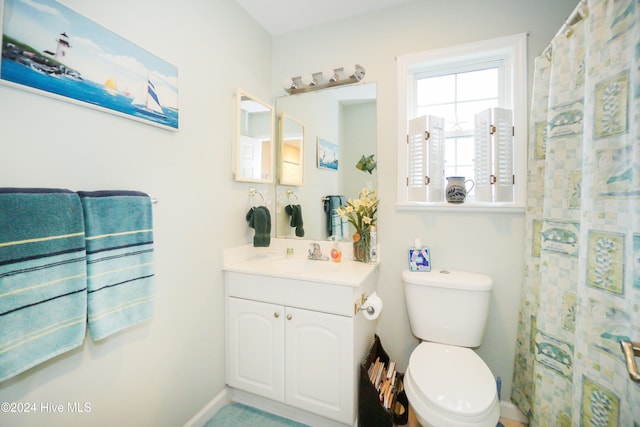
[{"x1": 223, "y1": 254, "x2": 377, "y2": 287}]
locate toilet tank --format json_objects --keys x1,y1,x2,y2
[{"x1": 402, "y1": 269, "x2": 493, "y2": 348}]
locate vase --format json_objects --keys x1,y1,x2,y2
[
  {"x1": 445, "y1": 176, "x2": 474, "y2": 203},
  {"x1": 353, "y1": 229, "x2": 371, "y2": 263}
]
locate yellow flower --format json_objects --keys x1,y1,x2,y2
[{"x1": 338, "y1": 188, "x2": 379, "y2": 236}]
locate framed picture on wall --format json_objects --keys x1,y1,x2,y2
[
  {"x1": 0, "y1": 0, "x2": 179, "y2": 130},
  {"x1": 317, "y1": 137, "x2": 339, "y2": 171}
]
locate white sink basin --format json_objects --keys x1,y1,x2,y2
[
  {"x1": 270, "y1": 257, "x2": 328, "y2": 273},
  {"x1": 224, "y1": 255, "x2": 377, "y2": 287}
]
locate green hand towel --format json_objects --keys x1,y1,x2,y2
[
  {"x1": 246, "y1": 206, "x2": 271, "y2": 247},
  {"x1": 285, "y1": 204, "x2": 305, "y2": 237}
]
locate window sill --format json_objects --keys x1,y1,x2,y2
[{"x1": 396, "y1": 201, "x2": 525, "y2": 214}]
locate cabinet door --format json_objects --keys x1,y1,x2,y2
[
  {"x1": 227, "y1": 297, "x2": 285, "y2": 401},
  {"x1": 285, "y1": 307, "x2": 353, "y2": 424}
]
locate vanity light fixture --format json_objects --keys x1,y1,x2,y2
[
  {"x1": 283, "y1": 64, "x2": 366, "y2": 94},
  {"x1": 300, "y1": 73, "x2": 317, "y2": 87},
  {"x1": 282, "y1": 78, "x2": 298, "y2": 91}
]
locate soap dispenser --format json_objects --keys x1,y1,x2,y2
[{"x1": 329, "y1": 236, "x2": 342, "y2": 262}]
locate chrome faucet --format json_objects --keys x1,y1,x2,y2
[{"x1": 308, "y1": 243, "x2": 329, "y2": 260}]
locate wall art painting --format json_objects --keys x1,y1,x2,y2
[
  {"x1": 0, "y1": 0, "x2": 178, "y2": 130},
  {"x1": 317, "y1": 137, "x2": 338, "y2": 171}
]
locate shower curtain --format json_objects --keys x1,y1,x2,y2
[{"x1": 512, "y1": 0, "x2": 640, "y2": 425}]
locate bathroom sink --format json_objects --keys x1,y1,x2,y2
[
  {"x1": 270, "y1": 257, "x2": 328, "y2": 274},
  {"x1": 224, "y1": 254, "x2": 377, "y2": 286}
]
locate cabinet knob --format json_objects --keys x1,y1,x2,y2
[
  {"x1": 287, "y1": 314, "x2": 292, "y2": 320},
  {"x1": 274, "y1": 312, "x2": 280, "y2": 318}
]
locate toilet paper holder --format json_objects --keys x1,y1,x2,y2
[
  {"x1": 355, "y1": 292, "x2": 382, "y2": 318},
  {"x1": 360, "y1": 305, "x2": 376, "y2": 315}
]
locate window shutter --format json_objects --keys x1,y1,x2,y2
[
  {"x1": 407, "y1": 116, "x2": 428, "y2": 202},
  {"x1": 474, "y1": 108, "x2": 514, "y2": 202},
  {"x1": 493, "y1": 107, "x2": 514, "y2": 202},
  {"x1": 407, "y1": 115, "x2": 444, "y2": 202},
  {"x1": 474, "y1": 109, "x2": 493, "y2": 202},
  {"x1": 426, "y1": 115, "x2": 445, "y2": 202}
]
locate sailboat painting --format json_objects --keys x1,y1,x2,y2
[
  {"x1": 0, "y1": 0, "x2": 179, "y2": 130},
  {"x1": 133, "y1": 80, "x2": 167, "y2": 119}
]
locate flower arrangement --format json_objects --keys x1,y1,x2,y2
[{"x1": 336, "y1": 188, "x2": 379, "y2": 262}]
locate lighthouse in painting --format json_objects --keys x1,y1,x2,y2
[{"x1": 55, "y1": 32, "x2": 71, "y2": 59}]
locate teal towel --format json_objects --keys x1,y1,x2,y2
[
  {"x1": 323, "y1": 195, "x2": 347, "y2": 239},
  {"x1": 78, "y1": 191, "x2": 154, "y2": 341},
  {"x1": 0, "y1": 188, "x2": 87, "y2": 382},
  {"x1": 284, "y1": 204, "x2": 304, "y2": 237},
  {"x1": 246, "y1": 206, "x2": 271, "y2": 247}
]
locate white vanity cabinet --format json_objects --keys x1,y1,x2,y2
[
  {"x1": 227, "y1": 297, "x2": 352, "y2": 421},
  {"x1": 224, "y1": 261, "x2": 377, "y2": 426}
]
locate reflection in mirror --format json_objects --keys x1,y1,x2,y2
[
  {"x1": 275, "y1": 83, "x2": 377, "y2": 241},
  {"x1": 278, "y1": 113, "x2": 304, "y2": 186},
  {"x1": 235, "y1": 89, "x2": 274, "y2": 183}
]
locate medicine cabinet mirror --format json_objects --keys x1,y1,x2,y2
[
  {"x1": 278, "y1": 113, "x2": 305, "y2": 186},
  {"x1": 235, "y1": 89, "x2": 275, "y2": 183},
  {"x1": 275, "y1": 83, "x2": 377, "y2": 240}
]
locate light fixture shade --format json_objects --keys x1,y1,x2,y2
[
  {"x1": 322, "y1": 68, "x2": 337, "y2": 82},
  {"x1": 301, "y1": 74, "x2": 316, "y2": 86},
  {"x1": 343, "y1": 65, "x2": 356, "y2": 78},
  {"x1": 282, "y1": 78, "x2": 296, "y2": 90}
]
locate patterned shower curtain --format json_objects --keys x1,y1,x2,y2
[{"x1": 512, "y1": 0, "x2": 640, "y2": 425}]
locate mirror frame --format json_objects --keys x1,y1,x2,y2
[
  {"x1": 278, "y1": 113, "x2": 305, "y2": 186},
  {"x1": 234, "y1": 89, "x2": 275, "y2": 184}
]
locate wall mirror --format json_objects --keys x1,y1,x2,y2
[
  {"x1": 278, "y1": 113, "x2": 304, "y2": 186},
  {"x1": 275, "y1": 83, "x2": 377, "y2": 241},
  {"x1": 235, "y1": 89, "x2": 274, "y2": 183}
]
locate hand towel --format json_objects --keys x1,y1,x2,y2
[
  {"x1": 246, "y1": 206, "x2": 271, "y2": 247},
  {"x1": 78, "y1": 191, "x2": 154, "y2": 341},
  {"x1": 0, "y1": 188, "x2": 87, "y2": 382},
  {"x1": 323, "y1": 195, "x2": 346, "y2": 239},
  {"x1": 284, "y1": 204, "x2": 305, "y2": 237},
  {"x1": 339, "y1": 196, "x2": 349, "y2": 239}
]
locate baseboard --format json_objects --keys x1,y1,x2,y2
[
  {"x1": 500, "y1": 400, "x2": 528, "y2": 424},
  {"x1": 183, "y1": 388, "x2": 231, "y2": 427}
]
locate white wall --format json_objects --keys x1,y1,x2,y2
[
  {"x1": 0, "y1": 1, "x2": 271, "y2": 426},
  {"x1": 271, "y1": 0, "x2": 579, "y2": 400}
]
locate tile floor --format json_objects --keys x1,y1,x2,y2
[
  {"x1": 204, "y1": 403, "x2": 308, "y2": 427},
  {"x1": 206, "y1": 403, "x2": 527, "y2": 427}
]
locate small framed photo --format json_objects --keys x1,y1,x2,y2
[{"x1": 317, "y1": 137, "x2": 339, "y2": 171}]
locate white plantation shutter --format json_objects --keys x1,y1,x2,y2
[
  {"x1": 407, "y1": 116, "x2": 427, "y2": 201},
  {"x1": 494, "y1": 107, "x2": 514, "y2": 202},
  {"x1": 407, "y1": 116, "x2": 444, "y2": 202},
  {"x1": 473, "y1": 108, "x2": 514, "y2": 202},
  {"x1": 426, "y1": 115, "x2": 445, "y2": 202},
  {"x1": 474, "y1": 109, "x2": 493, "y2": 202}
]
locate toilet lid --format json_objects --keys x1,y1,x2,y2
[{"x1": 408, "y1": 342, "x2": 497, "y2": 418}]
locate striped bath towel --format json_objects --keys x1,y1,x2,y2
[
  {"x1": 78, "y1": 191, "x2": 154, "y2": 341},
  {"x1": 0, "y1": 188, "x2": 87, "y2": 382}
]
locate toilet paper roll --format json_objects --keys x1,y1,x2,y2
[{"x1": 361, "y1": 292, "x2": 383, "y2": 320}]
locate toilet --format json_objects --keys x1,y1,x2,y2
[{"x1": 402, "y1": 269, "x2": 500, "y2": 427}]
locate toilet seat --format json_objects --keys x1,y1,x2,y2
[{"x1": 405, "y1": 342, "x2": 500, "y2": 427}]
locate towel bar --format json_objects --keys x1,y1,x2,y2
[
  {"x1": 286, "y1": 189, "x2": 299, "y2": 204},
  {"x1": 248, "y1": 188, "x2": 266, "y2": 206}
]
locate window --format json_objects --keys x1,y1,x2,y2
[{"x1": 397, "y1": 34, "x2": 527, "y2": 210}]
